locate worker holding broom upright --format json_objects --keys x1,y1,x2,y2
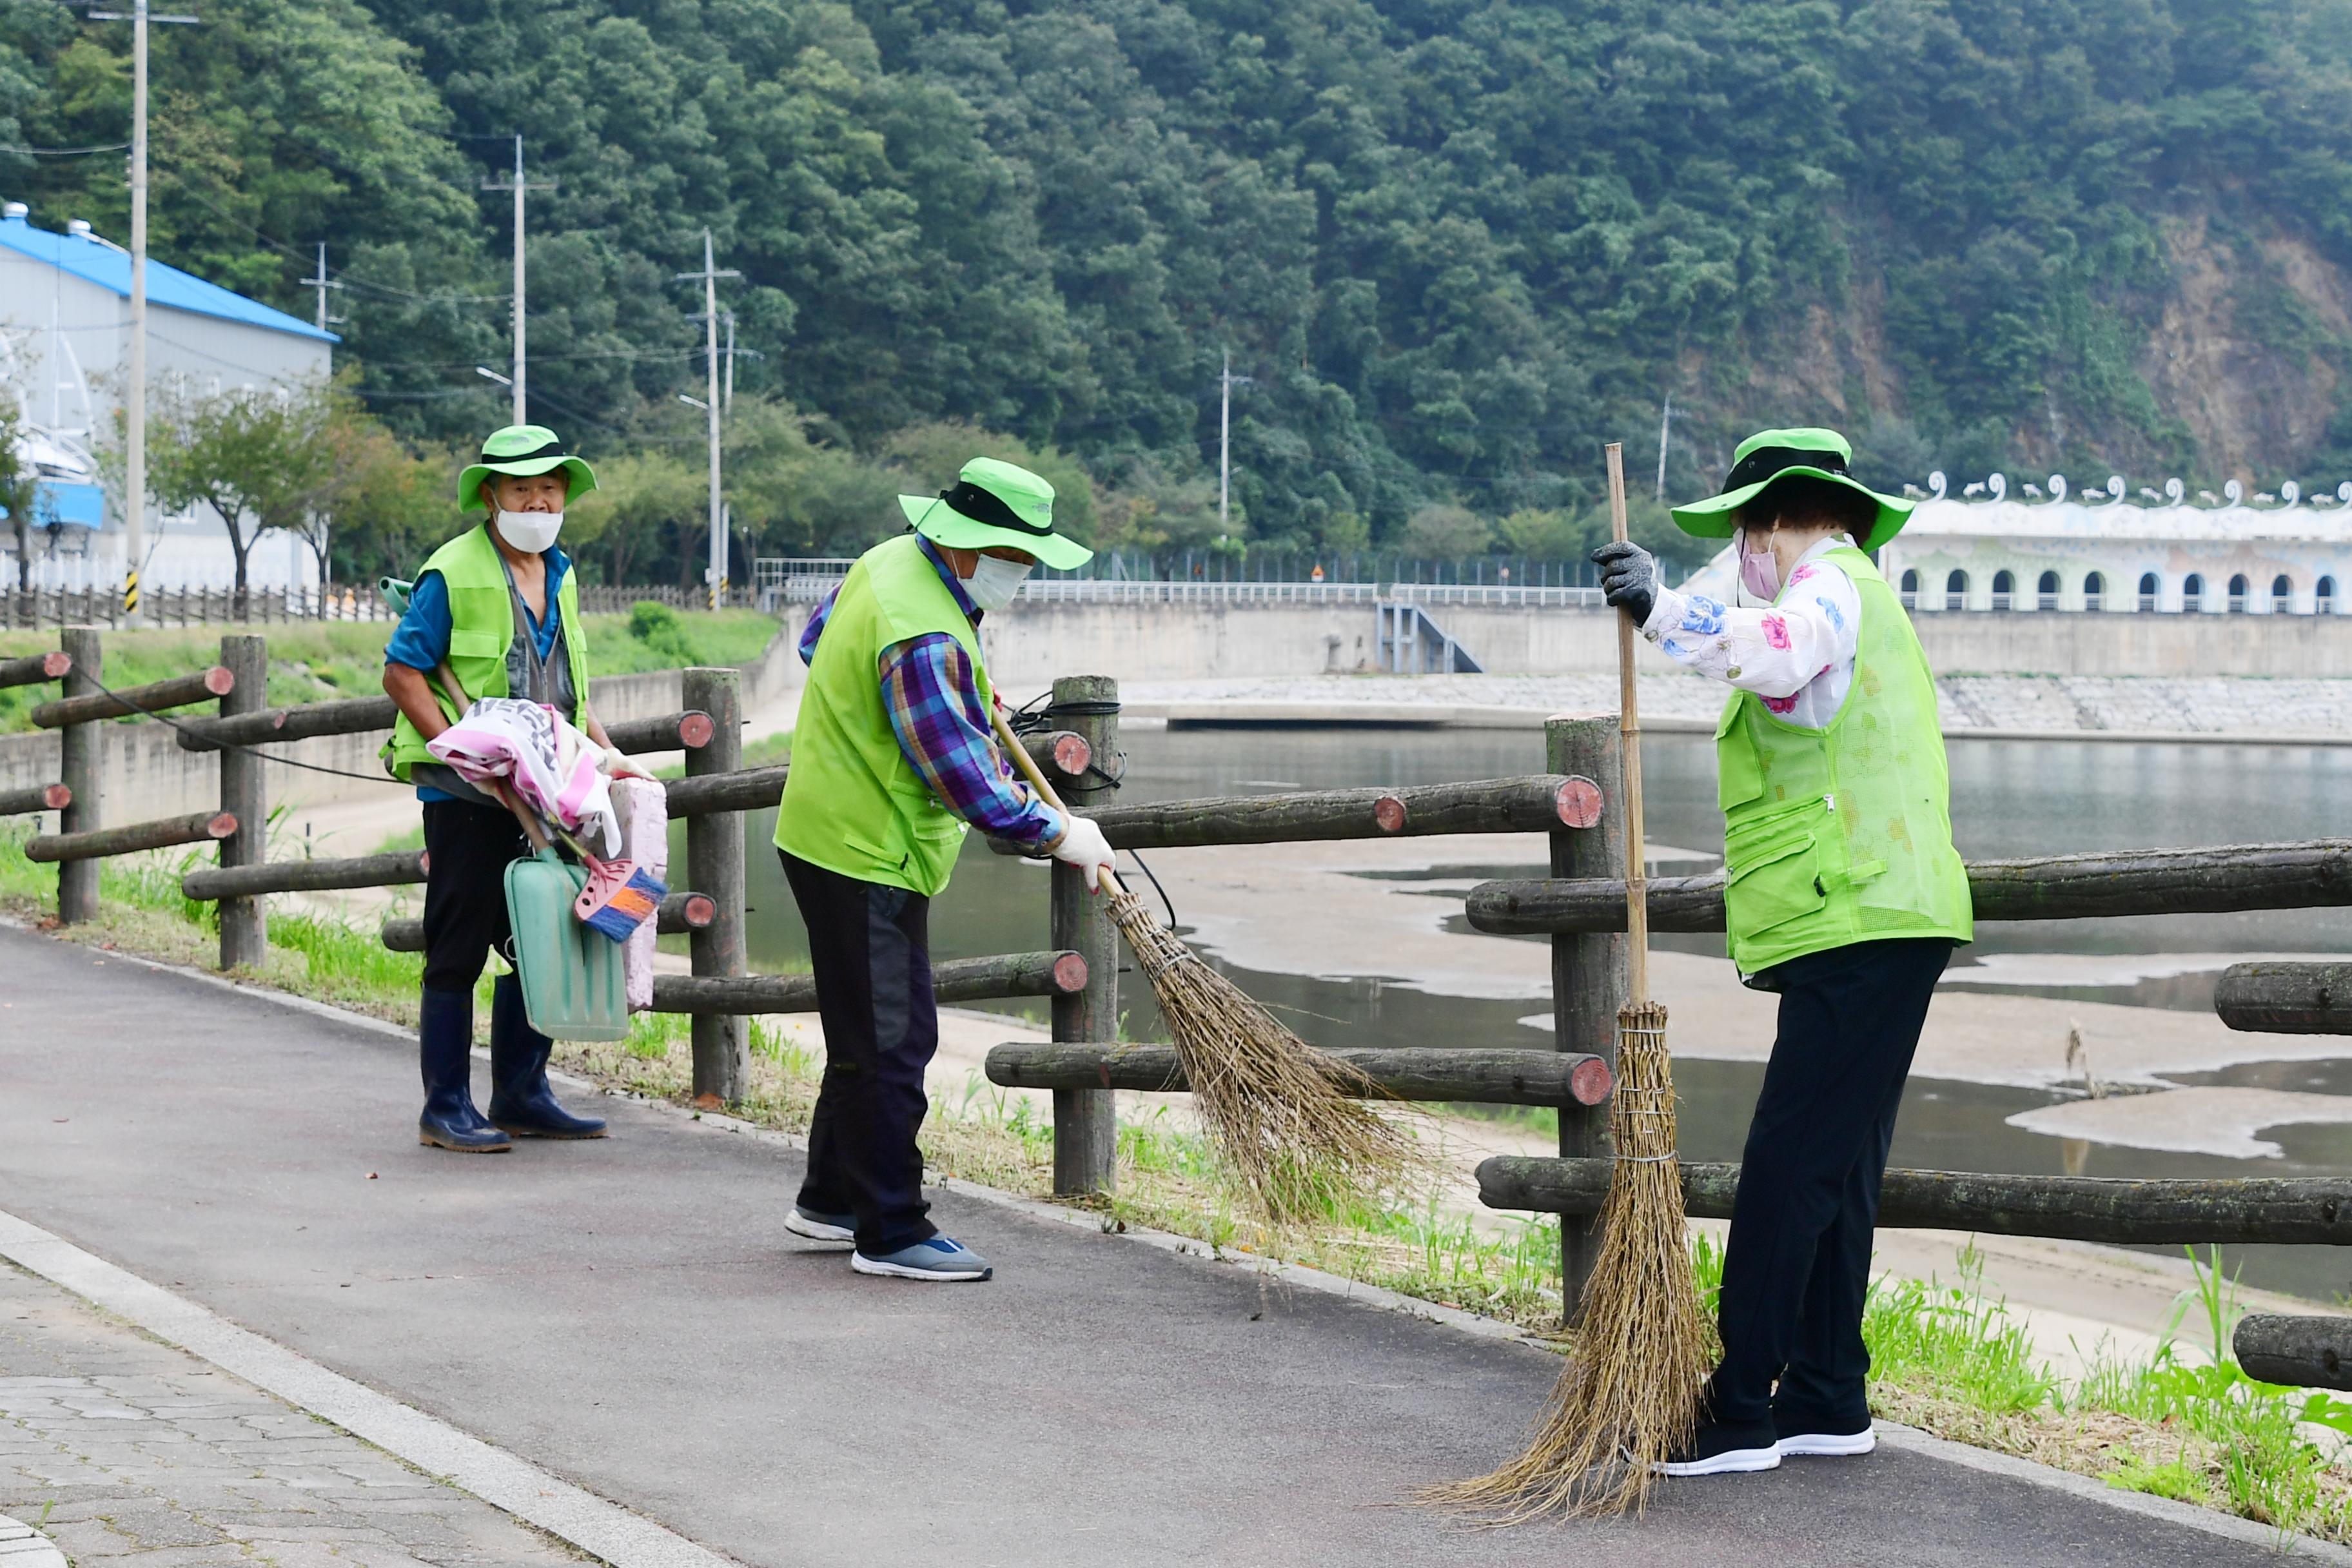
[
  {"x1": 382, "y1": 425, "x2": 620, "y2": 1153},
  {"x1": 1592, "y1": 427, "x2": 1973, "y2": 1476},
  {"x1": 774, "y1": 458, "x2": 1116, "y2": 1283}
]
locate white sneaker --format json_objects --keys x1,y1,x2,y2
[
  {"x1": 1777, "y1": 1424, "x2": 1876, "y2": 1458},
  {"x1": 784, "y1": 1206, "x2": 855, "y2": 1248}
]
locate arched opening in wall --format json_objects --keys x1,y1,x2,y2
[
  {"x1": 2322, "y1": 576, "x2": 2337, "y2": 614},
  {"x1": 1945, "y1": 569, "x2": 1970, "y2": 611},
  {"x1": 1992, "y1": 569, "x2": 2015, "y2": 611},
  {"x1": 2273, "y1": 574, "x2": 2295, "y2": 614},
  {"x1": 2182, "y1": 573, "x2": 2204, "y2": 612},
  {"x1": 2228, "y1": 574, "x2": 2250, "y2": 612},
  {"x1": 1899, "y1": 568, "x2": 1919, "y2": 610},
  {"x1": 2084, "y1": 571, "x2": 2105, "y2": 612},
  {"x1": 2139, "y1": 572, "x2": 2159, "y2": 612},
  {"x1": 2037, "y1": 570, "x2": 2059, "y2": 611}
]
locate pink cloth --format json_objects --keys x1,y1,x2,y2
[
  {"x1": 609, "y1": 776, "x2": 669, "y2": 1010},
  {"x1": 425, "y1": 698, "x2": 622, "y2": 856}
]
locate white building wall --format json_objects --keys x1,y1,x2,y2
[{"x1": 1, "y1": 248, "x2": 333, "y2": 592}]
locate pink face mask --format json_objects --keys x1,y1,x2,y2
[{"x1": 1738, "y1": 529, "x2": 1782, "y2": 602}]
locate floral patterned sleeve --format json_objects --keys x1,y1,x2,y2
[{"x1": 1638, "y1": 558, "x2": 1863, "y2": 720}]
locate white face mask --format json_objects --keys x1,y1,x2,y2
[
  {"x1": 495, "y1": 509, "x2": 564, "y2": 554},
  {"x1": 960, "y1": 553, "x2": 1032, "y2": 612}
]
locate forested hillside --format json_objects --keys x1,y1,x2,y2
[{"x1": 5, "y1": 0, "x2": 2351, "y2": 574}]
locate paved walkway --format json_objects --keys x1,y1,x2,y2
[
  {"x1": 0, "y1": 924, "x2": 2330, "y2": 1567},
  {"x1": 0, "y1": 1259, "x2": 573, "y2": 1568}
]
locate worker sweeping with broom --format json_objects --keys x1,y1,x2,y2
[
  {"x1": 774, "y1": 458, "x2": 1117, "y2": 1282},
  {"x1": 1591, "y1": 427, "x2": 1974, "y2": 1476}
]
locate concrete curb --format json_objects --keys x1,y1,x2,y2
[
  {"x1": 0, "y1": 1514, "x2": 68, "y2": 1568},
  {"x1": 8, "y1": 917, "x2": 2340, "y2": 1554},
  {"x1": 0, "y1": 1208, "x2": 738, "y2": 1568}
]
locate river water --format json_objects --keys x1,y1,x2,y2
[{"x1": 720, "y1": 727, "x2": 2352, "y2": 1300}]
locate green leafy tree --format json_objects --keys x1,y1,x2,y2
[
  {"x1": 0, "y1": 391, "x2": 44, "y2": 591},
  {"x1": 1402, "y1": 504, "x2": 1491, "y2": 562},
  {"x1": 146, "y1": 375, "x2": 337, "y2": 599}
]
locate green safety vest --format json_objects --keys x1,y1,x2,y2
[
  {"x1": 382, "y1": 523, "x2": 591, "y2": 782},
  {"x1": 776, "y1": 534, "x2": 994, "y2": 896},
  {"x1": 1716, "y1": 545, "x2": 1974, "y2": 975}
]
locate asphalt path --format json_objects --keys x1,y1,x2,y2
[{"x1": 0, "y1": 924, "x2": 2308, "y2": 1567}]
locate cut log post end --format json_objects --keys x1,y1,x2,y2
[
  {"x1": 1050, "y1": 731, "x2": 1091, "y2": 777},
  {"x1": 1050, "y1": 951, "x2": 1091, "y2": 994},
  {"x1": 1554, "y1": 775, "x2": 1605, "y2": 830},
  {"x1": 1374, "y1": 795, "x2": 1407, "y2": 832},
  {"x1": 1569, "y1": 1054, "x2": 1615, "y2": 1106},
  {"x1": 678, "y1": 712, "x2": 715, "y2": 749},
  {"x1": 201, "y1": 665, "x2": 236, "y2": 698}
]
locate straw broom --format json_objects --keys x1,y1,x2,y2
[
  {"x1": 990, "y1": 705, "x2": 1423, "y2": 1223},
  {"x1": 1427, "y1": 442, "x2": 1712, "y2": 1520}
]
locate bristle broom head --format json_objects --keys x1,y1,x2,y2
[
  {"x1": 1421, "y1": 1000, "x2": 1711, "y2": 1522},
  {"x1": 578, "y1": 865, "x2": 666, "y2": 944},
  {"x1": 1105, "y1": 888, "x2": 1426, "y2": 1224}
]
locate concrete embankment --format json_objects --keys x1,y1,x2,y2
[{"x1": 974, "y1": 596, "x2": 2352, "y2": 685}]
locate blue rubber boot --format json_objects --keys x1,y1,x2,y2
[
  {"x1": 487, "y1": 973, "x2": 607, "y2": 1139},
  {"x1": 418, "y1": 987, "x2": 509, "y2": 1152}
]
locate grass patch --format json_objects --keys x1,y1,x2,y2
[
  {"x1": 8, "y1": 827, "x2": 2352, "y2": 1542},
  {"x1": 0, "y1": 608, "x2": 780, "y2": 735}
]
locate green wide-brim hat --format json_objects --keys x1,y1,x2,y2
[
  {"x1": 1669, "y1": 426, "x2": 1912, "y2": 552},
  {"x1": 898, "y1": 455, "x2": 1093, "y2": 572},
  {"x1": 458, "y1": 424, "x2": 598, "y2": 511}
]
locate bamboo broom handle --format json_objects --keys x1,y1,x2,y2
[
  {"x1": 991, "y1": 701, "x2": 1127, "y2": 897},
  {"x1": 1604, "y1": 442, "x2": 1650, "y2": 1004}
]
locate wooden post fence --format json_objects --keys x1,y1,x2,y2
[
  {"x1": 683, "y1": 665, "x2": 749, "y2": 1105},
  {"x1": 55, "y1": 627, "x2": 103, "y2": 925},
  {"x1": 1547, "y1": 712, "x2": 1625, "y2": 1318},
  {"x1": 217, "y1": 634, "x2": 268, "y2": 968},
  {"x1": 1048, "y1": 674, "x2": 1121, "y2": 1197}
]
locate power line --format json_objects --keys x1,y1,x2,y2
[{"x1": 0, "y1": 141, "x2": 131, "y2": 157}]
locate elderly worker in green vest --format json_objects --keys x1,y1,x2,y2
[
  {"x1": 382, "y1": 425, "x2": 620, "y2": 1153},
  {"x1": 774, "y1": 457, "x2": 1115, "y2": 1283},
  {"x1": 1591, "y1": 427, "x2": 1973, "y2": 1478}
]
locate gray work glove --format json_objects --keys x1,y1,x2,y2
[{"x1": 1591, "y1": 540, "x2": 1659, "y2": 625}]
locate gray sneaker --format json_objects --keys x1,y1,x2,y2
[
  {"x1": 784, "y1": 1206, "x2": 855, "y2": 1248},
  {"x1": 851, "y1": 1237, "x2": 992, "y2": 1282}
]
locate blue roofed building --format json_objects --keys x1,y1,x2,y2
[{"x1": 1, "y1": 198, "x2": 337, "y2": 593}]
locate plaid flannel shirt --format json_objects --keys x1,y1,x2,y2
[{"x1": 798, "y1": 542, "x2": 1063, "y2": 849}]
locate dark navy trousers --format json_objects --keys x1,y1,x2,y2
[
  {"x1": 1711, "y1": 937, "x2": 1953, "y2": 1427},
  {"x1": 781, "y1": 848, "x2": 941, "y2": 1255}
]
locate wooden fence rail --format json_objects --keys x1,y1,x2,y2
[
  {"x1": 993, "y1": 774, "x2": 1605, "y2": 854},
  {"x1": 1478, "y1": 1157, "x2": 2352, "y2": 1245},
  {"x1": 651, "y1": 951, "x2": 1088, "y2": 1016},
  {"x1": 27, "y1": 810, "x2": 237, "y2": 863},
  {"x1": 32, "y1": 666, "x2": 233, "y2": 729},
  {"x1": 1466, "y1": 841, "x2": 2352, "y2": 935},
  {"x1": 2215, "y1": 962, "x2": 2352, "y2": 1034},
  {"x1": 182, "y1": 850, "x2": 427, "y2": 902},
  {"x1": 2235, "y1": 1315, "x2": 2352, "y2": 1391},
  {"x1": 0, "y1": 783, "x2": 71, "y2": 816},
  {"x1": 0, "y1": 651, "x2": 71, "y2": 689},
  {"x1": 986, "y1": 1042, "x2": 1614, "y2": 1106},
  {"x1": 378, "y1": 892, "x2": 716, "y2": 952}
]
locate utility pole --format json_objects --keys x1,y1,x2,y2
[
  {"x1": 1655, "y1": 390, "x2": 1674, "y2": 504},
  {"x1": 482, "y1": 136, "x2": 553, "y2": 425},
  {"x1": 86, "y1": 1, "x2": 198, "y2": 626},
  {"x1": 297, "y1": 242, "x2": 345, "y2": 333},
  {"x1": 1217, "y1": 349, "x2": 1252, "y2": 534},
  {"x1": 673, "y1": 231, "x2": 739, "y2": 609},
  {"x1": 723, "y1": 311, "x2": 735, "y2": 413}
]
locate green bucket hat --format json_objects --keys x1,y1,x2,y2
[
  {"x1": 898, "y1": 456, "x2": 1093, "y2": 572},
  {"x1": 1669, "y1": 426, "x2": 1912, "y2": 552},
  {"x1": 458, "y1": 424, "x2": 598, "y2": 511}
]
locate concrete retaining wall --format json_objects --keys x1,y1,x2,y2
[
  {"x1": 974, "y1": 600, "x2": 2352, "y2": 687},
  {"x1": 0, "y1": 625, "x2": 807, "y2": 833}
]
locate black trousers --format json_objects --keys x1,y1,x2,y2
[
  {"x1": 781, "y1": 848, "x2": 941, "y2": 1255},
  {"x1": 420, "y1": 800, "x2": 531, "y2": 993},
  {"x1": 1712, "y1": 937, "x2": 1952, "y2": 1427}
]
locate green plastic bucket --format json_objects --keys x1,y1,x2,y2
[{"x1": 503, "y1": 848, "x2": 630, "y2": 1042}]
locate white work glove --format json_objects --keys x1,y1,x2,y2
[
  {"x1": 600, "y1": 745, "x2": 654, "y2": 782},
  {"x1": 1048, "y1": 814, "x2": 1116, "y2": 894}
]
